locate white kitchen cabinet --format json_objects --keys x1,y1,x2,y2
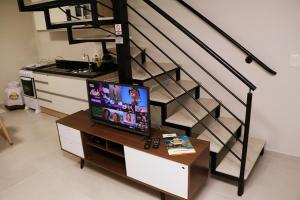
[
  {"x1": 33, "y1": 71, "x2": 117, "y2": 115},
  {"x1": 34, "y1": 73, "x2": 89, "y2": 115},
  {"x1": 57, "y1": 123, "x2": 84, "y2": 158},
  {"x1": 124, "y1": 146, "x2": 189, "y2": 199}
]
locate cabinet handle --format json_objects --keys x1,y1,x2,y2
[
  {"x1": 181, "y1": 167, "x2": 185, "y2": 170},
  {"x1": 38, "y1": 97, "x2": 52, "y2": 103},
  {"x1": 35, "y1": 80, "x2": 49, "y2": 85}
]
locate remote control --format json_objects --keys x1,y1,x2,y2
[
  {"x1": 152, "y1": 138, "x2": 160, "y2": 149},
  {"x1": 144, "y1": 138, "x2": 152, "y2": 149}
]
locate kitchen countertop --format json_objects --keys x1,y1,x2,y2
[{"x1": 28, "y1": 63, "x2": 118, "y2": 79}]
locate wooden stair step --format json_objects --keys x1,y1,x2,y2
[
  {"x1": 150, "y1": 80, "x2": 198, "y2": 104},
  {"x1": 197, "y1": 117, "x2": 241, "y2": 154},
  {"x1": 216, "y1": 137, "x2": 265, "y2": 179},
  {"x1": 51, "y1": 17, "x2": 114, "y2": 26},
  {"x1": 132, "y1": 62, "x2": 177, "y2": 81},
  {"x1": 74, "y1": 36, "x2": 116, "y2": 43},
  {"x1": 165, "y1": 98, "x2": 218, "y2": 128},
  {"x1": 109, "y1": 46, "x2": 145, "y2": 59}
]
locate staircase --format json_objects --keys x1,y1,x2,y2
[{"x1": 17, "y1": 0, "x2": 274, "y2": 196}]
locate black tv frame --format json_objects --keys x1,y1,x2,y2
[{"x1": 86, "y1": 80, "x2": 151, "y2": 137}]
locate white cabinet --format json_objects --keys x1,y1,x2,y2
[
  {"x1": 34, "y1": 71, "x2": 118, "y2": 115},
  {"x1": 34, "y1": 72, "x2": 89, "y2": 115},
  {"x1": 57, "y1": 123, "x2": 84, "y2": 158},
  {"x1": 124, "y1": 146, "x2": 189, "y2": 199}
]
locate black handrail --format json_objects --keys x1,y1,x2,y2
[
  {"x1": 130, "y1": 3, "x2": 246, "y2": 106},
  {"x1": 142, "y1": 0, "x2": 256, "y2": 91},
  {"x1": 176, "y1": 0, "x2": 277, "y2": 76}
]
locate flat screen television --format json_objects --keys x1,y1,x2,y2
[{"x1": 86, "y1": 80, "x2": 151, "y2": 137}]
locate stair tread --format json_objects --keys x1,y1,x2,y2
[
  {"x1": 109, "y1": 46, "x2": 145, "y2": 59},
  {"x1": 74, "y1": 36, "x2": 116, "y2": 41},
  {"x1": 132, "y1": 62, "x2": 177, "y2": 81},
  {"x1": 165, "y1": 98, "x2": 218, "y2": 128},
  {"x1": 150, "y1": 80, "x2": 198, "y2": 104},
  {"x1": 51, "y1": 17, "x2": 114, "y2": 26},
  {"x1": 197, "y1": 117, "x2": 241, "y2": 154},
  {"x1": 26, "y1": 0, "x2": 57, "y2": 6},
  {"x1": 216, "y1": 137, "x2": 265, "y2": 179}
]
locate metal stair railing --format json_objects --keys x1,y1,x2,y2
[
  {"x1": 176, "y1": 0, "x2": 277, "y2": 75},
  {"x1": 128, "y1": 21, "x2": 245, "y2": 126},
  {"x1": 109, "y1": 49, "x2": 241, "y2": 162},
  {"x1": 129, "y1": 39, "x2": 243, "y2": 145},
  {"x1": 128, "y1": 23, "x2": 246, "y2": 145}
]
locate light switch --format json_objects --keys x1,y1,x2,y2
[{"x1": 290, "y1": 54, "x2": 300, "y2": 67}]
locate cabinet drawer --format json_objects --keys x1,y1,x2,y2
[
  {"x1": 33, "y1": 73, "x2": 49, "y2": 82},
  {"x1": 35, "y1": 81, "x2": 50, "y2": 91},
  {"x1": 36, "y1": 91, "x2": 53, "y2": 109},
  {"x1": 48, "y1": 75, "x2": 88, "y2": 100},
  {"x1": 124, "y1": 146, "x2": 188, "y2": 199},
  {"x1": 51, "y1": 95, "x2": 88, "y2": 115}
]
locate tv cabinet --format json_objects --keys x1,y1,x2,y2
[{"x1": 56, "y1": 111, "x2": 209, "y2": 200}]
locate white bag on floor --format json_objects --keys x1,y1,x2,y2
[{"x1": 4, "y1": 81, "x2": 24, "y2": 107}]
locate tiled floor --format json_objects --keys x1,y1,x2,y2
[{"x1": 0, "y1": 109, "x2": 300, "y2": 200}]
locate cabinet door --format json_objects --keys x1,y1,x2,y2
[
  {"x1": 57, "y1": 123, "x2": 84, "y2": 158},
  {"x1": 124, "y1": 146, "x2": 188, "y2": 199}
]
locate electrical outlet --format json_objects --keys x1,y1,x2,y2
[{"x1": 290, "y1": 54, "x2": 300, "y2": 67}]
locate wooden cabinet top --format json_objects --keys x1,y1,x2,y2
[{"x1": 57, "y1": 110, "x2": 209, "y2": 166}]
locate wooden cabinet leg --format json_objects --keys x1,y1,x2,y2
[
  {"x1": 0, "y1": 120, "x2": 13, "y2": 145},
  {"x1": 160, "y1": 192, "x2": 166, "y2": 200},
  {"x1": 80, "y1": 158, "x2": 85, "y2": 169}
]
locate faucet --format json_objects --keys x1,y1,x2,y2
[{"x1": 83, "y1": 53, "x2": 92, "y2": 72}]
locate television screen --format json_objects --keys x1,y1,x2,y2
[{"x1": 87, "y1": 80, "x2": 151, "y2": 136}]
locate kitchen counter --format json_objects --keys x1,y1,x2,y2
[
  {"x1": 32, "y1": 60, "x2": 119, "y2": 116},
  {"x1": 31, "y1": 63, "x2": 118, "y2": 79}
]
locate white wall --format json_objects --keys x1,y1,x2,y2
[
  {"x1": 128, "y1": 0, "x2": 300, "y2": 157},
  {"x1": 34, "y1": 31, "x2": 107, "y2": 62},
  {"x1": 0, "y1": 0, "x2": 38, "y2": 104}
]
